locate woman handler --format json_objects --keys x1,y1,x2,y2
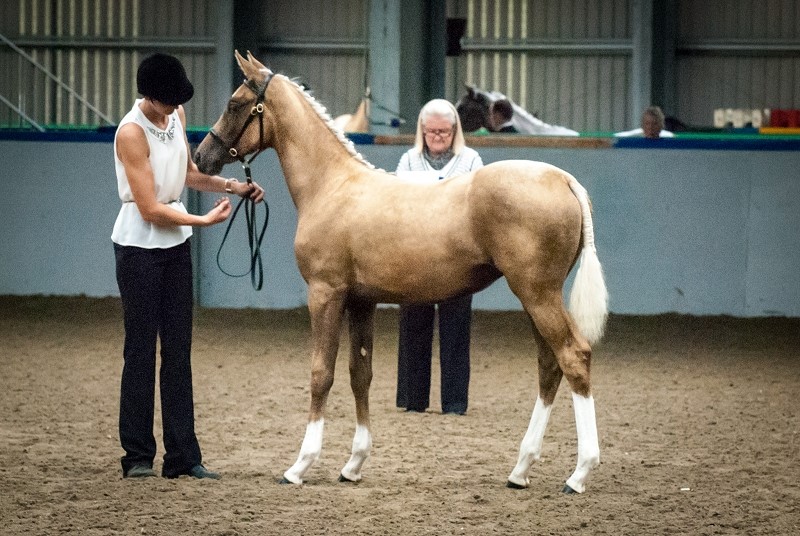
[{"x1": 111, "y1": 53, "x2": 263, "y2": 478}]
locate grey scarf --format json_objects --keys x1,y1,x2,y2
[{"x1": 423, "y1": 148, "x2": 454, "y2": 171}]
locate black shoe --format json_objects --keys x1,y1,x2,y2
[
  {"x1": 442, "y1": 405, "x2": 467, "y2": 415},
  {"x1": 125, "y1": 465, "x2": 156, "y2": 478},
  {"x1": 190, "y1": 464, "x2": 221, "y2": 480}
]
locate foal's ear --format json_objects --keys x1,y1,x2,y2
[
  {"x1": 234, "y1": 49, "x2": 248, "y2": 70},
  {"x1": 247, "y1": 51, "x2": 268, "y2": 70},
  {"x1": 235, "y1": 49, "x2": 262, "y2": 80}
]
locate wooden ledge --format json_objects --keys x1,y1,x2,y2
[{"x1": 370, "y1": 134, "x2": 613, "y2": 149}]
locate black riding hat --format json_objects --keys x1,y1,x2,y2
[{"x1": 136, "y1": 53, "x2": 194, "y2": 106}]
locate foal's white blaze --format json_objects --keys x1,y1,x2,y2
[
  {"x1": 340, "y1": 424, "x2": 372, "y2": 481},
  {"x1": 508, "y1": 396, "x2": 553, "y2": 487},
  {"x1": 283, "y1": 419, "x2": 324, "y2": 484},
  {"x1": 565, "y1": 393, "x2": 600, "y2": 493}
]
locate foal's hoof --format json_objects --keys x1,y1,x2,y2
[
  {"x1": 506, "y1": 480, "x2": 527, "y2": 490},
  {"x1": 338, "y1": 473, "x2": 356, "y2": 483},
  {"x1": 562, "y1": 484, "x2": 578, "y2": 494},
  {"x1": 278, "y1": 477, "x2": 293, "y2": 485}
]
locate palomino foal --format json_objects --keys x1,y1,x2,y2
[{"x1": 194, "y1": 51, "x2": 608, "y2": 493}]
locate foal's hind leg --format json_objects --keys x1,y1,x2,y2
[
  {"x1": 339, "y1": 298, "x2": 375, "y2": 483},
  {"x1": 510, "y1": 288, "x2": 600, "y2": 493},
  {"x1": 507, "y1": 329, "x2": 562, "y2": 488}
]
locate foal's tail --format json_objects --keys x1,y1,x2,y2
[{"x1": 566, "y1": 178, "x2": 608, "y2": 345}]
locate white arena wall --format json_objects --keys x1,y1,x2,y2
[{"x1": 1, "y1": 137, "x2": 798, "y2": 317}]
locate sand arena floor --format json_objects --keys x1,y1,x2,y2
[{"x1": 0, "y1": 296, "x2": 798, "y2": 535}]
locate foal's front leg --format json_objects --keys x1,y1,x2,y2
[
  {"x1": 281, "y1": 283, "x2": 346, "y2": 484},
  {"x1": 339, "y1": 299, "x2": 376, "y2": 482}
]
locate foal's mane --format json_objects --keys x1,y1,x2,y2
[{"x1": 275, "y1": 73, "x2": 377, "y2": 171}]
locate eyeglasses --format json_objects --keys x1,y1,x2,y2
[{"x1": 423, "y1": 127, "x2": 454, "y2": 138}]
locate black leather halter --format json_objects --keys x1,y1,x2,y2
[
  {"x1": 210, "y1": 73, "x2": 274, "y2": 291},
  {"x1": 208, "y1": 72, "x2": 274, "y2": 183}
]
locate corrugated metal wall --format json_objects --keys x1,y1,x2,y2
[
  {"x1": 253, "y1": 0, "x2": 369, "y2": 120},
  {"x1": 675, "y1": 0, "x2": 800, "y2": 126},
  {"x1": 447, "y1": 0, "x2": 633, "y2": 132},
  {"x1": 2, "y1": 0, "x2": 799, "y2": 131},
  {"x1": 1, "y1": 0, "x2": 218, "y2": 128}
]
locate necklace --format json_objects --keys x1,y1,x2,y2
[{"x1": 146, "y1": 116, "x2": 175, "y2": 143}]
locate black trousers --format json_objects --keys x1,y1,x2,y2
[
  {"x1": 396, "y1": 294, "x2": 472, "y2": 414},
  {"x1": 114, "y1": 240, "x2": 202, "y2": 477}
]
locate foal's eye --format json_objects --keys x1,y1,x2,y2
[{"x1": 227, "y1": 100, "x2": 246, "y2": 113}]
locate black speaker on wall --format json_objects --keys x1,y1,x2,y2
[{"x1": 446, "y1": 18, "x2": 466, "y2": 56}]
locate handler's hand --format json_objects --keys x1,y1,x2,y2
[
  {"x1": 204, "y1": 197, "x2": 232, "y2": 225},
  {"x1": 228, "y1": 178, "x2": 265, "y2": 203}
]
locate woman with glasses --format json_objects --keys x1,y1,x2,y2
[{"x1": 395, "y1": 99, "x2": 483, "y2": 415}]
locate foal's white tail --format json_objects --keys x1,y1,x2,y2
[{"x1": 566, "y1": 178, "x2": 608, "y2": 345}]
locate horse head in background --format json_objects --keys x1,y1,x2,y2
[
  {"x1": 456, "y1": 84, "x2": 579, "y2": 136},
  {"x1": 456, "y1": 85, "x2": 492, "y2": 132}
]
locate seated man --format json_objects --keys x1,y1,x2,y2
[
  {"x1": 615, "y1": 106, "x2": 674, "y2": 138},
  {"x1": 489, "y1": 99, "x2": 517, "y2": 133}
]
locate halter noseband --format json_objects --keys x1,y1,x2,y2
[{"x1": 208, "y1": 72, "x2": 274, "y2": 182}]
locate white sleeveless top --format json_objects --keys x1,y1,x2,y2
[{"x1": 111, "y1": 99, "x2": 192, "y2": 248}]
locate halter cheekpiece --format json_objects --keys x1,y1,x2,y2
[{"x1": 208, "y1": 72, "x2": 274, "y2": 176}]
